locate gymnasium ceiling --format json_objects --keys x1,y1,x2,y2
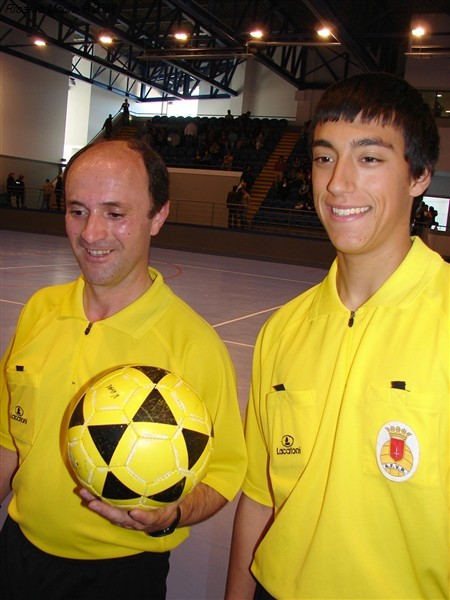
[{"x1": 1, "y1": 0, "x2": 450, "y2": 102}]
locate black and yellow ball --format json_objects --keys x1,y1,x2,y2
[{"x1": 67, "y1": 365, "x2": 213, "y2": 510}]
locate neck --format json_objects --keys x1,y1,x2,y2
[
  {"x1": 83, "y1": 272, "x2": 153, "y2": 322},
  {"x1": 336, "y1": 239, "x2": 413, "y2": 311}
]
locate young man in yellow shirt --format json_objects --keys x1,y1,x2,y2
[{"x1": 226, "y1": 73, "x2": 449, "y2": 599}]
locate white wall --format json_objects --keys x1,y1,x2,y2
[
  {"x1": 0, "y1": 52, "x2": 70, "y2": 163},
  {"x1": 0, "y1": 52, "x2": 71, "y2": 191},
  {"x1": 64, "y1": 79, "x2": 92, "y2": 161}
]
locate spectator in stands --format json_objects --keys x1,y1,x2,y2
[
  {"x1": 167, "y1": 130, "x2": 181, "y2": 147},
  {"x1": 184, "y1": 119, "x2": 198, "y2": 148},
  {"x1": 429, "y1": 206, "x2": 439, "y2": 229},
  {"x1": 273, "y1": 155, "x2": 286, "y2": 184},
  {"x1": 41, "y1": 178, "x2": 54, "y2": 210},
  {"x1": 413, "y1": 201, "x2": 429, "y2": 235},
  {"x1": 15, "y1": 175, "x2": 25, "y2": 208},
  {"x1": 194, "y1": 146, "x2": 212, "y2": 165},
  {"x1": 278, "y1": 177, "x2": 290, "y2": 204},
  {"x1": 297, "y1": 178, "x2": 311, "y2": 207},
  {"x1": 239, "y1": 111, "x2": 252, "y2": 133},
  {"x1": 225, "y1": 109, "x2": 234, "y2": 124},
  {"x1": 141, "y1": 120, "x2": 155, "y2": 147},
  {"x1": 254, "y1": 129, "x2": 266, "y2": 151},
  {"x1": 6, "y1": 172, "x2": 15, "y2": 207},
  {"x1": 240, "y1": 165, "x2": 254, "y2": 192},
  {"x1": 221, "y1": 151, "x2": 234, "y2": 170},
  {"x1": 209, "y1": 140, "x2": 222, "y2": 164},
  {"x1": 226, "y1": 129, "x2": 238, "y2": 153}
]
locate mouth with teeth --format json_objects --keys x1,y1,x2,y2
[
  {"x1": 85, "y1": 249, "x2": 112, "y2": 257},
  {"x1": 331, "y1": 206, "x2": 371, "y2": 217}
]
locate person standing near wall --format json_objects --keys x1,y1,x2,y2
[
  {"x1": 121, "y1": 99, "x2": 130, "y2": 126},
  {"x1": 41, "y1": 178, "x2": 54, "y2": 210},
  {"x1": 6, "y1": 173, "x2": 15, "y2": 207}
]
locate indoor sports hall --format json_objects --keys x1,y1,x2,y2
[{"x1": 0, "y1": 228, "x2": 327, "y2": 600}]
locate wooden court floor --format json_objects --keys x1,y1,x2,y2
[{"x1": 0, "y1": 229, "x2": 327, "y2": 599}]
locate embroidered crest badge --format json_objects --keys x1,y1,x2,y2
[{"x1": 376, "y1": 421, "x2": 419, "y2": 482}]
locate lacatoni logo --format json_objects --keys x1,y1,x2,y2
[
  {"x1": 276, "y1": 434, "x2": 301, "y2": 455},
  {"x1": 11, "y1": 405, "x2": 27, "y2": 424}
]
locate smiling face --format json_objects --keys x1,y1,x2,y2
[
  {"x1": 311, "y1": 116, "x2": 431, "y2": 263},
  {"x1": 65, "y1": 142, "x2": 168, "y2": 306}
]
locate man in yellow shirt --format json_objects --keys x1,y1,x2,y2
[
  {"x1": 226, "y1": 73, "x2": 449, "y2": 599},
  {"x1": 0, "y1": 139, "x2": 247, "y2": 599}
]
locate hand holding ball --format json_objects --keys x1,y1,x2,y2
[{"x1": 67, "y1": 366, "x2": 213, "y2": 510}]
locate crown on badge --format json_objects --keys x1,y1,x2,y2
[{"x1": 385, "y1": 425, "x2": 411, "y2": 440}]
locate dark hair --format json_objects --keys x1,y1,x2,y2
[
  {"x1": 63, "y1": 139, "x2": 169, "y2": 217},
  {"x1": 312, "y1": 73, "x2": 440, "y2": 178}
]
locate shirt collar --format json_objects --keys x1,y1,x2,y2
[
  {"x1": 310, "y1": 237, "x2": 443, "y2": 319},
  {"x1": 59, "y1": 267, "x2": 173, "y2": 337}
]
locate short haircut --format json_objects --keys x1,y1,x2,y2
[
  {"x1": 312, "y1": 72, "x2": 440, "y2": 178},
  {"x1": 63, "y1": 139, "x2": 169, "y2": 217}
]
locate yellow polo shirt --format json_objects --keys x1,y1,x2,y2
[
  {"x1": 245, "y1": 238, "x2": 449, "y2": 599},
  {"x1": 1, "y1": 268, "x2": 247, "y2": 558}
]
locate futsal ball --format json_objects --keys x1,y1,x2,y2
[{"x1": 67, "y1": 365, "x2": 214, "y2": 510}]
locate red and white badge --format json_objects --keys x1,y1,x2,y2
[{"x1": 376, "y1": 421, "x2": 420, "y2": 482}]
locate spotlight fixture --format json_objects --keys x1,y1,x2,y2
[
  {"x1": 174, "y1": 32, "x2": 188, "y2": 41},
  {"x1": 411, "y1": 26, "x2": 425, "y2": 38},
  {"x1": 249, "y1": 29, "x2": 264, "y2": 39},
  {"x1": 317, "y1": 27, "x2": 332, "y2": 38},
  {"x1": 34, "y1": 39, "x2": 46, "y2": 46},
  {"x1": 99, "y1": 34, "x2": 113, "y2": 44}
]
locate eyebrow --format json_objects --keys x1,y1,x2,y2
[
  {"x1": 312, "y1": 137, "x2": 394, "y2": 150},
  {"x1": 66, "y1": 199, "x2": 126, "y2": 208}
]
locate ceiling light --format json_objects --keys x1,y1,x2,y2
[
  {"x1": 34, "y1": 39, "x2": 46, "y2": 46},
  {"x1": 317, "y1": 28, "x2": 331, "y2": 38},
  {"x1": 412, "y1": 26, "x2": 425, "y2": 38},
  {"x1": 99, "y1": 34, "x2": 113, "y2": 44},
  {"x1": 174, "y1": 32, "x2": 188, "y2": 41},
  {"x1": 250, "y1": 30, "x2": 264, "y2": 39}
]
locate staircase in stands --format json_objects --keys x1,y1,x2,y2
[{"x1": 247, "y1": 130, "x2": 301, "y2": 221}]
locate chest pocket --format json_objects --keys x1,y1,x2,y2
[
  {"x1": 6, "y1": 369, "x2": 41, "y2": 459},
  {"x1": 362, "y1": 385, "x2": 442, "y2": 489},
  {"x1": 266, "y1": 390, "x2": 318, "y2": 489}
]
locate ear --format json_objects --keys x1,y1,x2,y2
[
  {"x1": 410, "y1": 169, "x2": 431, "y2": 198},
  {"x1": 150, "y1": 200, "x2": 170, "y2": 236}
]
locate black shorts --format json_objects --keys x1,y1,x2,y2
[
  {"x1": 0, "y1": 516, "x2": 170, "y2": 600},
  {"x1": 254, "y1": 581, "x2": 276, "y2": 600}
]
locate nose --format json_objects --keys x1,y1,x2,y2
[
  {"x1": 80, "y1": 213, "x2": 108, "y2": 244},
  {"x1": 327, "y1": 157, "x2": 355, "y2": 195}
]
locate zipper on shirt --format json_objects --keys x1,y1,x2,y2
[
  {"x1": 84, "y1": 322, "x2": 93, "y2": 335},
  {"x1": 348, "y1": 310, "x2": 356, "y2": 327}
]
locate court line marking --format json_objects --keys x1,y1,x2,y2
[
  {"x1": 168, "y1": 261, "x2": 324, "y2": 285},
  {"x1": 0, "y1": 262, "x2": 78, "y2": 270},
  {"x1": 0, "y1": 299, "x2": 26, "y2": 306},
  {"x1": 221, "y1": 339, "x2": 255, "y2": 348},
  {"x1": 213, "y1": 305, "x2": 282, "y2": 328}
]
